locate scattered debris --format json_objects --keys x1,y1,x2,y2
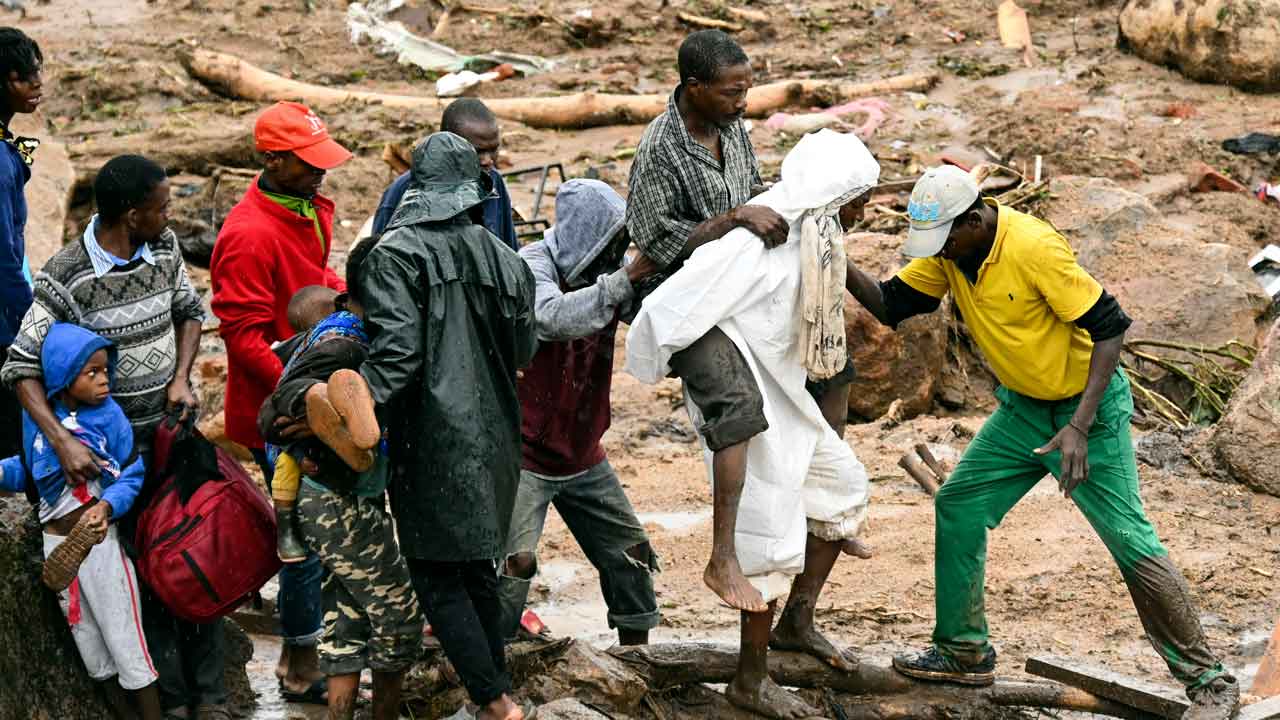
[
  {"x1": 997, "y1": 0, "x2": 1035, "y2": 67},
  {"x1": 436, "y1": 62, "x2": 515, "y2": 97},
  {"x1": 1249, "y1": 246, "x2": 1280, "y2": 300},
  {"x1": 1122, "y1": 338, "x2": 1255, "y2": 428},
  {"x1": 897, "y1": 443, "x2": 948, "y2": 496},
  {"x1": 764, "y1": 98, "x2": 890, "y2": 139},
  {"x1": 1223, "y1": 132, "x2": 1280, "y2": 155},
  {"x1": 347, "y1": 1, "x2": 555, "y2": 77},
  {"x1": 1159, "y1": 102, "x2": 1197, "y2": 119},
  {"x1": 1187, "y1": 162, "x2": 1248, "y2": 194},
  {"x1": 675, "y1": 11, "x2": 742, "y2": 32},
  {"x1": 726, "y1": 6, "x2": 769, "y2": 24},
  {"x1": 1256, "y1": 183, "x2": 1280, "y2": 208},
  {"x1": 1253, "y1": 620, "x2": 1280, "y2": 697},
  {"x1": 943, "y1": 28, "x2": 967, "y2": 43},
  {"x1": 937, "y1": 54, "x2": 1011, "y2": 78}
]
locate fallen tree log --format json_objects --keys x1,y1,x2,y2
[
  {"x1": 609, "y1": 643, "x2": 1157, "y2": 720},
  {"x1": 180, "y1": 48, "x2": 937, "y2": 130}
]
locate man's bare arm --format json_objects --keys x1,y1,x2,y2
[
  {"x1": 676, "y1": 205, "x2": 790, "y2": 263},
  {"x1": 166, "y1": 318, "x2": 202, "y2": 419},
  {"x1": 845, "y1": 259, "x2": 891, "y2": 325},
  {"x1": 15, "y1": 378, "x2": 101, "y2": 485}
]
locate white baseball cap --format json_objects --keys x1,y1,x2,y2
[{"x1": 903, "y1": 165, "x2": 980, "y2": 258}]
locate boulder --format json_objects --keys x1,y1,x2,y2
[
  {"x1": 1212, "y1": 317, "x2": 1280, "y2": 496},
  {"x1": 0, "y1": 497, "x2": 256, "y2": 720},
  {"x1": 21, "y1": 140, "x2": 76, "y2": 272},
  {"x1": 0, "y1": 496, "x2": 113, "y2": 720},
  {"x1": 1119, "y1": 0, "x2": 1280, "y2": 92},
  {"x1": 1044, "y1": 176, "x2": 1270, "y2": 347},
  {"x1": 844, "y1": 232, "x2": 948, "y2": 421}
]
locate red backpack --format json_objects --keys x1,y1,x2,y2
[{"x1": 134, "y1": 415, "x2": 281, "y2": 623}]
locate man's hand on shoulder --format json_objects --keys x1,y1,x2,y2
[
  {"x1": 732, "y1": 206, "x2": 789, "y2": 249},
  {"x1": 625, "y1": 252, "x2": 661, "y2": 285}
]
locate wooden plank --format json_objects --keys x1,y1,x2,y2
[
  {"x1": 1025, "y1": 656, "x2": 1189, "y2": 718},
  {"x1": 1241, "y1": 696, "x2": 1280, "y2": 720}
]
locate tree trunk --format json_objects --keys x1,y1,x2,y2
[{"x1": 180, "y1": 49, "x2": 938, "y2": 130}]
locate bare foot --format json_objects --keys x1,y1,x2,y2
[
  {"x1": 704, "y1": 557, "x2": 767, "y2": 613},
  {"x1": 770, "y1": 619, "x2": 857, "y2": 673},
  {"x1": 726, "y1": 675, "x2": 819, "y2": 720},
  {"x1": 327, "y1": 369, "x2": 379, "y2": 450},
  {"x1": 305, "y1": 384, "x2": 375, "y2": 472},
  {"x1": 842, "y1": 537, "x2": 873, "y2": 559},
  {"x1": 477, "y1": 694, "x2": 523, "y2": 720}
]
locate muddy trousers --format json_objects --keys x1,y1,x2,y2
[
  {"x1": 407, "y1": 558, "x2": 511, "y2": 706},
  {"x1": 933, "y1": 371, "x2": 1226, "y2": 690},
  {"x1": 497, "y1": 461, "x2": 660, "y2": 638}
]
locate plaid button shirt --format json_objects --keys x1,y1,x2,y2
[{"x1": 625, "y1": 88, "x2": 761, "y2": 269}]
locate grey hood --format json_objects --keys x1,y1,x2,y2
[
  {"x1": 544, "y1": 179, "x2": 627, "y2": 287},
  {"x1": 388, "y1": 131, "x2": 494, "y2": 230}
]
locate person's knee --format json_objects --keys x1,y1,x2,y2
[
  {"x1": 504, "y1": 552, "x2": 537, "y2": 580},
  {"x1": 623, "y1": 541, "x2": 658, "y2": 572}
]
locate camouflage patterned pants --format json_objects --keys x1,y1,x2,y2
[{"x1": 297, "y1": 482, "x2": 424, "y2": 676}]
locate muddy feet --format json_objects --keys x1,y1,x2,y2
[
  {"x1": 305, "y1": 383, "x2": 375, "y2": 472},
  {"x1": 842, "y1": 537, "x2": 873, "y2": 559},
  {"x1": 704, "y1": 557, "x2": 767, "y2": 613},
  {"x1": 770, "y1": 618, "x2": 857, "y2": 673},
  {"x1": 726, "y1": 675, "x2": 819, "y2": 720}
]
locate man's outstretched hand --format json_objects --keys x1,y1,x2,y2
[
  {"x1": 1034, "y1": 422, "x2": 1090, "y2": 498},
  {"x1": 733, "y1": 206, "x2": 790, "y2": 248}
]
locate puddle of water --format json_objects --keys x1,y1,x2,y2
[
  {"x1": 535, "y1": 559, "x2": 588, "y2": 593},
  {"x1": 246, "y1": 634, "x2": 328, "y2": 720},
  {"x1": 637, "y1": 509, "x2": 711, "y2": 532}
]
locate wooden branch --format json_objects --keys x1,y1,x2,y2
[
  {"x1": 181, "y1": 49, "x2": 937, "y2": 130},
  {"x1": 611, "y1": 643, "x2": 1155, "y2": 719},
  {"x1": 727, "y1": 6, "x2": 769, "y2": 23},
  {"x1": 677, "y1": 11, "x2": 743, "y2": 32},
  {"x1": 1026, "y1": 656, "x2": 1187, "y2": 718},
  {"x1": 898, "y1": 453, "x2": 939, "y2": 496},
  {"x1": 914, "y1": 443, "x2": 949, "y2": 484}
]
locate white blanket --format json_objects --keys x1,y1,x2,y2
[{"x1": 626, "y1": 130, "x2": 879, "y2": 600}]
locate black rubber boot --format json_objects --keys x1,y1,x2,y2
[{"x1": 276, "y1": 506, "x2": 308, "y2": 564}]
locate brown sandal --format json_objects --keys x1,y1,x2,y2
[
  {"x1": 42, "y1": 513, "x2": 107, "y2": 591},
  {"x1": 306, "y1": 384, "x2": 375, "y2": 473},
  {"x1": 326, "y1": 369, "x2": 379, "y2": 450}
]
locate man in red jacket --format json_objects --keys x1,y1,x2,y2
[{"x1": 210, "y1": 100, "x2": 350, "y2": 705}]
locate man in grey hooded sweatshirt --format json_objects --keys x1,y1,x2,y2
[{"x1": 499, "y1": 179, "x2": 662, "y2": 646}]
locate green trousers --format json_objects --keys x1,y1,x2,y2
[{"x1": 933, "y1": 371, "x2": 1225, "y2": 689}]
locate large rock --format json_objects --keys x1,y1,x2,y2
[
  {"x1": 0, "y1": 496, "x2": 113, "y2": 720},
  {"x1": 532, "y1": 698, "x2": 612, "y2": 720},
  {"x1": 1044, "y1": 176, "x2": 1270, "y2": 347},
  {"x1": 844, "y1": 232, "x2": 948, "y2": 421},
  {"x1": 22, "y1": 139, "x2": 76, "y2": 273},
  {"x1": 1213, "y1": 317, "x2": 1280, "y2": 496},
  {"x1": 0, "y1": 497, "x2": 255, "y2": 719},
  {"x1": 1119, "y1": 0, "x2": 1280, "y2": 92}
]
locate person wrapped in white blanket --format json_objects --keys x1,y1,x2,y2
[{"x1": 626, "y1": 129, "x2": 878, "y2": 719}]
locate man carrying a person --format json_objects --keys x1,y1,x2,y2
[
  {"x1": 499, "y1": 178, "x2": 661, "y2": 645},
  {"x1": 627, "y1": 129, "x2": 877, "y2": 719},
  {"x1": 357, "y1": 131, "x2": 537, "y2": 720},
  {"x1": 844, "y1": 165, "x2": 1239, "y2": 720},
  {"x1": 2, "y1": 155, "x2": 214, "y2": 718},
  {"x1": 626, "y1": 29, "x2": 806, "y2": 616},
  {"x1": 210, "y1": 100, "x2": 351, "y2": 705},
  {"x1": 370, "y1": 97, "x2": 518, "y2": 250}
]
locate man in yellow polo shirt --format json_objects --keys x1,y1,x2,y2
[{"x1": 843, "y1": 166, "x2": 1238, "y2": 720}]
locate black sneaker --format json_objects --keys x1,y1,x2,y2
[
  {"x1": 892, "y1": 646, "x2": 997, "y2": 686},
  {"x1": 1184, "y1": 675, "x2": 1240, "y2": 720}
]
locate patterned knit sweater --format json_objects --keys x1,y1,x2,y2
[{"x1": 1, "y1": 228, "x2": 205, "y2": 440}]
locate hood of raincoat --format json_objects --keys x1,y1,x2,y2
[
  {"x1": 388, "y1": 131, "x2": 496, "y2": 229},
  {"x1": 544, "y1": 179, "x2": 628, "y2": 287},
  {"x1": 757, "y1": 129, "x2": 881, "y2": 223},
  {"x1": 40, "y1": 323, "x2": 117, "y2": 399}
]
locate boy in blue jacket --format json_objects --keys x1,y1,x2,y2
[{"x1": 0, "y1": 322, "x2": 161, "y2": 720}]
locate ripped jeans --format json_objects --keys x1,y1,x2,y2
[{"x1": 498, "y1": 460, "x2": 660, "y2": 636}]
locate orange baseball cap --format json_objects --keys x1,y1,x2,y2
[{"x1": 254, "y1": 101, "x2": 352, "y2": 170}]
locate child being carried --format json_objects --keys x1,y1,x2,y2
[{"x1": 258, "y1": 284, "x2": 381, "y2": 562}]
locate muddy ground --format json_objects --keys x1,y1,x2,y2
[{"x1": 9, "y1": 0, "x2": 1280, "y2": 717}]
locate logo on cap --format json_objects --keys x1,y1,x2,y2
[
  {"x1": 305, "y1": 111, "x2": 324, "y2": 136},
  {"x1": 908, "y1": 197, "x2": 943, "y2": 223}
]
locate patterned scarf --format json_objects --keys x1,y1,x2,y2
[
  {"x1": 1, "y1": 121, "x2": 38, "y2": 166},
  {"x1": 798, "y1": 187, "x2": 868, "y2": 380},
  {"x1": 283, "y1": 310, "x2": 368, "y2": 376}
]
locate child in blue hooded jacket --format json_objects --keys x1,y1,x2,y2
[{"x1": 0, "y1": 322, "x2": 162, "y2": 719}]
